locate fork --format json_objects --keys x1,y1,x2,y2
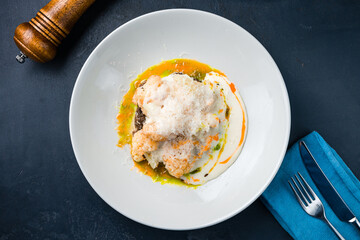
[{"x1": 288, "y1": 172, "x2": 345, "y2": 240}]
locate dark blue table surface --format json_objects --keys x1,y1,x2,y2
[{"x1": 1, "y1": 0, "x2": 360, "y2": 239}]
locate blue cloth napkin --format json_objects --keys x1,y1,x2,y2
[{"x1": 261, "y1": 131, "x2": 360, "y2": 239}]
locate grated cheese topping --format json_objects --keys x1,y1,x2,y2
[{"x1": 142, "y1": 73, "x2": 218, "y2": 138}]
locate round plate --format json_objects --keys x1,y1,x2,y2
[{"x1": 70, "y1": 9, "x2": 290, "y2": 230}]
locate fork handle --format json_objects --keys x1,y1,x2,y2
[{"x1": 323, "y1": 217, "x2": 345, "y2": 240}]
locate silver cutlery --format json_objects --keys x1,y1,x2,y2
[
  {"x1": 289, "y1": 172, "x2": 345, "y2": 240},
  {"x1": 299, "y1": 141, "x2": 360, "y2": 229}
]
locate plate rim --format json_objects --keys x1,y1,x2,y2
[{"x1": 69, "y1": 8, "x2": 291, "y2": 230}]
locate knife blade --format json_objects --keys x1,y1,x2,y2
[{"x1": 299, "y1": 141, "x2": 360, "y2": 229}]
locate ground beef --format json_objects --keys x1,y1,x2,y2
[
  {"x1": 134, "y1": 106, "x2": 146, "y2": 133},
  {"x1": 132, "y1": 80, "x2": 147, "y2": 134},
  {"x1": 138, "y1": 80, "x2": 146, "y2": 87}
]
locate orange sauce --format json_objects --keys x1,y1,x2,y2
[
  {"x1": 191, "y1": 177, "x2": 200, "y2": 182},
  {"x1": 229, "y1": 82, "x2": 236, "y2": 93}
]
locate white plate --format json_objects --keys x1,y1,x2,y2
[{"x1": 70, "y1": 9, "x2": 291, "y2": 230}]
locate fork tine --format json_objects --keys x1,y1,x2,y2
[
  {"x1": 291, "y1": 177, "x2": 309, "y2": 205},
  {"x1": 298, "y1": 172, "x2": 318, "y2": 201},
  {"x1": 288, "y1": 180, "x2": 306, "y2": 209},
  {"x1": 295, "y1": 173, "x2": 313, "y2": 202}
]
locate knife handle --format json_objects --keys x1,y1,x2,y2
[
  {"x1": 14, "y1": 0, "x2": 96, "y2": 63},
  {"x1": 353, "y1": 218, "x2": 360, "y2": 230}
]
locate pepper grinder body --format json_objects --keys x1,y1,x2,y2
[{"x1": 14, "y1": 0, "x2": 96, "y2": 63}]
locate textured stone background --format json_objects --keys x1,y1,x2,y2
[{"x1": 1, "y1": 0, "x2": 360, "y2": 239}]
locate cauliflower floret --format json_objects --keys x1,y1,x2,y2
[{"x1": 131, "y1": 130, "x2": 158, "y2": 162}]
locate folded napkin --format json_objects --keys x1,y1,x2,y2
[{"x1": 261, "y1": 131, "x2": 360, "y2": 239}]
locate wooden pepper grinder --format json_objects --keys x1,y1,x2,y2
[{"x1": 14, "y1": 0, "x2": 96, "y2": 63}]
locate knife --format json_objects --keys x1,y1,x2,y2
[{"x1": 299, "y1": 140, "x2": 360, "y2": 230}]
